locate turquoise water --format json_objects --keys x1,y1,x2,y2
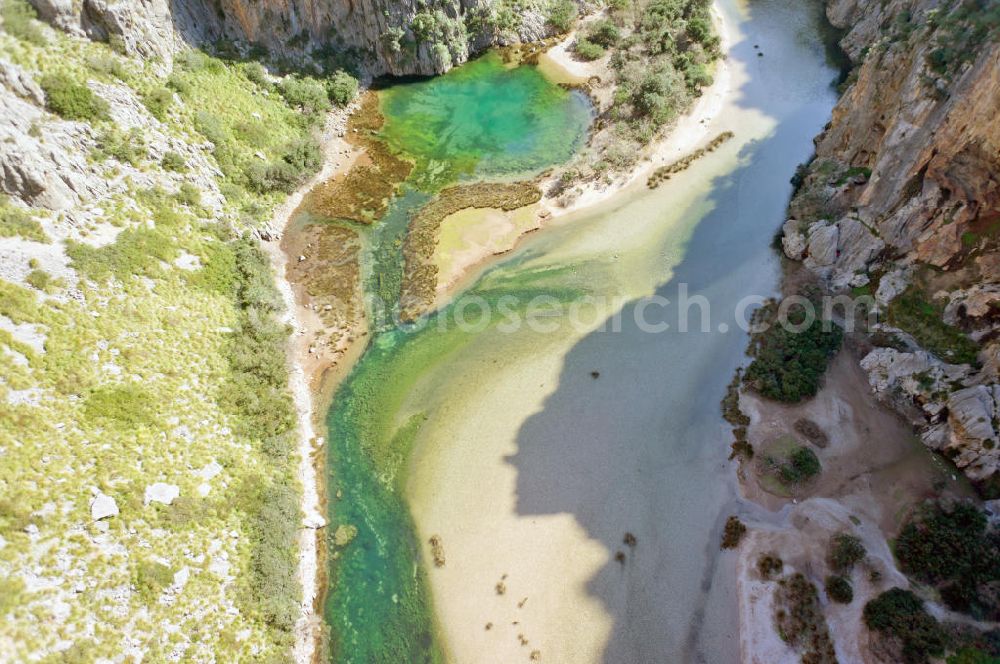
[
  {"x1": 379, "y1": 52, "x2": 592, "y2": 185},
  {"x1": 323, "y1": 54, "x2": 592, "y2": 663}
]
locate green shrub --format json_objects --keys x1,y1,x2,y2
[
  {"x1": 1, "y1": 0, "x2": 46, "y2": 45},
  {"x1": 142, "y1": 87, "x2": 174, "y2": 121},
  {"x1": 575, "y1": 38, "x2": 606, "y2": 61},
  {"x1": 93, "y1": 127, "x2": 146, "y2": 166},
  {"x1": 176, "y1": 183, "x2": 202, "y2": 207},
  {"x1": 67, "y1": 226, "x2": 177, "y2": 282},
  {"x1": 25, "y1": 269, "x2": 55, "y2": 292},
  {"x1": 828, "y1": 533, "x2": 866, "y2": 573},
  {"x1": 586, "y1": 19, "x2": 621, "y2": 48},
  {"x1": 243, "y1": 62, "x2": 272, "y2": 89},
  {"x1": 279, "y1": 76, "x2": 331, "y2": 115},
  {"x1": 778, "y1": 446, "x2": 821, "y2": 483},
  {"x1": 161, "y1": 151, "x2": 188, "y2": 172},
  {"x1": 327, "y1": 70, "x2": 358, "y2": 107},
  {"x1": 546, "y1": 0, "x2": 578, "y2": 32},
  {"x1": 134, "y1": 559, "x2": 174, "y2": 603},
  {"x1": 888, "y1": 286, "x2": 980, "y2": 365},
  {"x1": 863, "y1": 588, "x2": 947, "y2": 664},
  {"x1": 0, "y1": 196, "x2": 47, "y2": 242},
  {"x1": 744, "y1": 300, "x2": 843, "y2": 402},
  {"x1": 825, "y1": 575, "x2": 853, "y2": 603},
  {"x1": 39, "y1": 73, "x2": 110, "y2": 122},
  {"x1": 895, "y1": 501, "x2": 1000, "y2": 620},
  {"x1": 84, "y1": 385, "x2": 157, "y2": 428}
]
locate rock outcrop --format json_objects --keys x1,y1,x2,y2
[
  {"x1": 785, "y1": 0, "x2": 1000, "y2": 491},
  {"x1": 28, "y1": 0, "x2": 572, "y2": 76}
]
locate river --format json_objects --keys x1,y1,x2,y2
[{"x1": 323, "y1": 0, "x2": 842, "y2": 661}]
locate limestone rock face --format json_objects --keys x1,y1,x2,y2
[
  {"x1": 28, "y1": 0, "x2": 574, "y2": 77},
  {"x1": 943, "y1": 386, "x2": 1000, "y2": 481},
  {"x1": 783, "y1": 0, "x2": 1000, "y2": 488}
]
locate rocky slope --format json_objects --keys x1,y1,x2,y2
[
  {"x1": 28, "y1": 0, "x2": 574, "y2": 75},
  {"x1": 782, "y1": 0, "x2": 1000, "y2": 492}
]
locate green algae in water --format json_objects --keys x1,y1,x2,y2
[
  {"x1": 379, "y1": 52, "x2": 592, "y2": 184},
  {"x1": 325, "y1": 275, "x2": 586, "y2": 663}
]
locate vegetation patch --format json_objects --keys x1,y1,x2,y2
[
  {"x1": 756, "y1": 435, "x2": 822, "y2": 496},
  {"x1": 825, "y1": 575, "x2": 854, "y2": 604},
  {"x1": 39, "y1": 71, "x2": 110, "y2": 121},
  {"x1": 743, "y1": 298, "x2": 843, "y2": 402},
  {"x1": 895, "y1": 500, "x2": 1000, "y2": 620},
  {"x1": 888, "y1": 285, "x2": 980, "y2": 365},
  {"x1": 863, "y1": 588, "x2": 948, "y2": 664},
  {"x1": 647, "y1": 131, "x2": 733, "y2": 188},
  {"x1": 720, "y1": 515, "x2": 747, "y2": 549},
  {"x1": 0, "y1": 195, "x2": 47, "y2": 242},
  {"x1": 773, "y1": 573, "x2": 837, "y2": 664},
  {"x1": 301, "y1": 93, "x2": 412, "y2": 223},
  {"x1": 399, "y1": 182, "x2": 542, "y2": 321},
  {"x1": 827, "y1": 532, "x2": 866, "y2": 574}
]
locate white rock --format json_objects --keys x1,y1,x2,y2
[
  {"x1": 302, "y1": 513, "x2": 327, "y2": 529},
  {"x1": 144, "y1": 483, "x2": 180, "y2": 506},
  {"x1": 90, "y1": 492, "x2": 119, "y2": 521},
  {"x1": 196, "y1": 461, "x2": 222, "y2": 481}
]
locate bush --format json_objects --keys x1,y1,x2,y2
[
  {"x1": 142, "y1": 87, "x2": 174, "y2": 121},
  {"x1": 161, "y1": 151, "x2": 188, "y2": 172},
  {"x1": 279, "y1": 76, "x2": 331, "y2": 115},
  {"x1": 575, "y1": 38, "x2": 606, "y2": 61},
  {"x1": 0, "y1": 196, "x2": 47, "y2": 242},
  {"x1": 778, "y1": 446, "x2": 821, "y2": 484},
  {"x1": 758, "y1": 554, "x2": 784, "y2": 579},
  {"x1": 825, "y1": 575, "x2": 854, "y2": 603},
  {"x1": 586, "y1": 19, "x2": 621, "y2": 48},
  {"x1": 546, "y1": 0, "x2": 578, "y2": 32},
  {"x1": 327, "y1": 70, "x2": 358, "y2": 107},
  {"x1": 895, "y1": 501, "x2": 1000, "y2": 620},
  {"x1": 243, "y1": 62, "x2": 271, "y2": 89},
  {"x1": 176, "y1": 183, "x2": 202, "y2": 207},
  {"x1": 1, "y1": 0, "x2": 46, "y2": 45},
  {"x1": 828, "y1": 533, "x2": 866, "y2": 573},
  {"x1": 744, "y1": 299, "x2": 843, "y2": 402},
  {"x1": 39, "y1": 73, "x2": 110, "y2": 122},
  {"x1": 863, "y1": 588, "x2": 947, "y2": 664},
  {"x1": 888, "y1": 286, "x2": 980, "y2": 365},
  {"x1": 94, "y1": 127, "x2": 146, "y2": 166},
  {"x1": 721, "y1": 515, "x2": 747, "y2": 549}
]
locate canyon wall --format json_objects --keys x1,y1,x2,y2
[
  {"x1": 27, "y1": 0, "x2": 562, "y2": 75},
  {"x1": 783, "y1": 0, "x2": 1000, "y2": 492}
]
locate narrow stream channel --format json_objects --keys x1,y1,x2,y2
[{"x1": 324, "y1": 1, "x2": 842, "y2": 661}]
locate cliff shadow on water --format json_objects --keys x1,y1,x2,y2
[{"x1": 505, "y1": 0, "x2": 842, "y2": 662}]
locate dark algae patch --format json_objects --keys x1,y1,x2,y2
[{"x1": 322, "y1": 51, "x2": 592, "y2": 662}]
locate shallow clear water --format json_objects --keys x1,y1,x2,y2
[{"x1": 323, "y1": 54, "x2": 592, "y2": 663}]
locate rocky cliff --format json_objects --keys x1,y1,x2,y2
[
  {"x1": 28, "y1": 0, "x2": 566, "y2": 75},
  {"x1": 783, "y1": 0, "x2": 1000, "y2": 492}
]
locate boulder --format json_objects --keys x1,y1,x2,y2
[
  {"x1": 804, "y1": 221, "x2": 839, "y2": 268},
  {"x1": 781, "y1": 219, "x2": 807, "y2": 260},
  {"x1": 90, "y1": 492, "x2": 118, "y2": 520},
  {"x1": 144, "y1": 482, "x2": 180, "y2": 506}
]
